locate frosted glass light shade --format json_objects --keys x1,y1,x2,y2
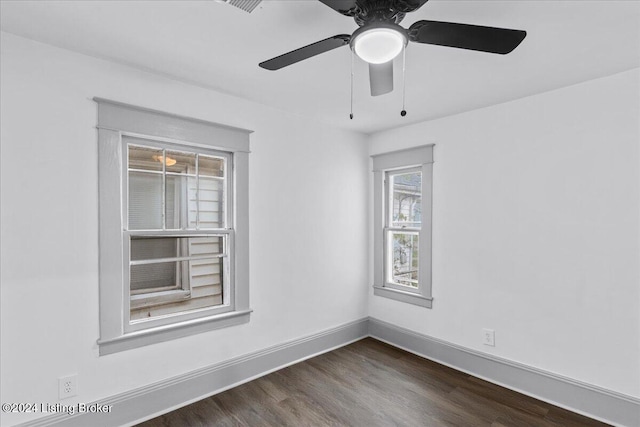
[{"x1": 352, "y1": 28, "x2": 406, "y2": 64}]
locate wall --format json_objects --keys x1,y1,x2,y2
[
  {"x1": 0, "y1": 32, "x2": 369, "y2": 426},
  {"x1": 368, "y1": 68, "x2": 640, "y2": 398}
]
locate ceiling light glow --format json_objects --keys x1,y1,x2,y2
[
  {"x1": 353, "y1": 28, "x2": 406, "y2": 64},
  {"x1": 152, "y1": 154, "x2": 177, "y2": 166}
]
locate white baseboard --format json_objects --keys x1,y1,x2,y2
[
  {"x1": 368, "y1": 317, "x2": 640, "y2": 427},
  {"x1": 15, "y1": 317, "x2": 639, "y2": 427},
  {"x1": 16, "y1": 318, "x2": 369, "y2": 427}
]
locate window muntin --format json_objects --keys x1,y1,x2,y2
[
  {"x1": 127, "y1": 143, "x2": 226, "y2": 231},
  {"x1": 385, "y1": 167, "x2": 423, "y2": 292},
  {"x1": 124, "y1": 138, "x2": 232, "y2": 329}
]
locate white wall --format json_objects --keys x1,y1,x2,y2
[
  {"x1": 0, "y1": 32, "x2": 369, "y2": 426},
  {"x1": 2, "y1": 28, "x2": 638, "y2": 427},
  {"x1": 369, "y1": 68, "x2": 640, "y2": 398}
]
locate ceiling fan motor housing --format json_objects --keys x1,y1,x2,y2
[
  {"x1": 337, "y1": 0, "x2": 431, "y2": 25},
  {"x1": 353, "y1": 0, "x2": 407, "y2": 26}
]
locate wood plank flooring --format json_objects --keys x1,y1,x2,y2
[{"x1": 137, "y1": 338, "x2": 610, "y2": 427}]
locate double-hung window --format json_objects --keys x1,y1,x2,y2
[
  {"x1": 126, "y1": 141, "x2": 231, "y2": 324},
  {"x1": 96, "y1": 99, "x2": 251, "y2": 355},
  {"x1": 372, "y1": 145, "x2": 434, "y2": 307}
]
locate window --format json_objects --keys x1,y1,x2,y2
[
  {"x1": 96, "y1": 99, "x2": 251, "y2": 355},
  {"x1": 126, "y1": 141, "x2": 231, "y2": 326},
  {"x1": 372, "y1": 145, "x2": 434, "y2": 307}
]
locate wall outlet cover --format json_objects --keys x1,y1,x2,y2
[
  {"x1": 58, "y1": 375, "x2": 78, "y2": 400},
  {"x1": 483, "y1": 328, "x2": 495, "y2": 347}
]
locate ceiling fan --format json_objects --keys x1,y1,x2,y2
[{"x1": 259, "y1": 0, "x2": 526, "y2": 98}]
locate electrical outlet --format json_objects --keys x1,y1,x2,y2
[
  {"x1": 482, "y1": 328, "x2": 495, "y2": 347},
  {"x1": 58, "y1": 375, "x2": 78, "y2": 400}
]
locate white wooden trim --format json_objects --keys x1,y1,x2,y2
[
  {"x1": 373, "y1": 285, "x2": 433, "y2": 307},
  {"x1": 96, "y1": 100, "x2": 251, "y2": 354},
  {"x1": 99, "y1": 309, "x2": 251, "y2": 355},
  {"x1": 372, "y1": 144, "x2": 434, "y2": 171},
  {"x1": 372, "y1": 145, "x2": 434, "y2": 307},
  {"x1": 94, "y1": 98, "x2": 252, "y2": 153},
  {"x1": 97, "y1": 128, "x2": 126, "y2": 342}
]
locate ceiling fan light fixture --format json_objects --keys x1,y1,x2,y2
[
  {"x1": 152, "y1": 154, "x2": 177, "y2": 166},
  {"x1": 352, "y1": 26, "x2": 407, "y2": 64}
]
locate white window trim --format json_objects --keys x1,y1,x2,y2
[
  {"x1": 372, "y1": 144, "x2": 434, "y2": 308},
  {"x1": 95, "y1": 98, "x2": 252, "y2": 355}
]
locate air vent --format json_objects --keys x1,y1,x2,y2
[{"x1": 222, "y1": 0, "x2": 261, "y2": 13}]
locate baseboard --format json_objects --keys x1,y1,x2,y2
[
  {"x1": 15, "y1": 317, "x2": 639, "y2": 427},
  {"x1": 15, "y1": 318, "x2": 369, "y2": 427},
  {"x1": 368, "y1": 317, "x2": 640, "y2": 427}
]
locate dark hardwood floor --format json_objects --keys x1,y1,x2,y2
[{"x1": 137, "y1": 338, "x2": 609, "y2": 427}]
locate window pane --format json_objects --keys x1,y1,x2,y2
[
  {"x1": 188, "y1": 236, "x2": 224, "y2": 256},
  {"x1": 198, "y1": 177, "x2": 223, "y2": 228},
  {"x1": 390, "y1": 232, "x2": 419, "y2": 288},
  {"x1": 128, "y1": 145, "x2": 163, "y2": 172},
  {"x1": 131, "y1": 260, "x2": 180, "y2": 291},
  {"x1": 165, "y1": 151, "x2": 196, "y2": 175},
  {"x1": 130, "y1": 236, "x2": 223, "y2": 261},
  {"x1": 128, "y1": 171, "x2": 162, "y2": 230},
  {"x1": 130, "y1": 235, "x2": 226, "y2": 320},
  {"x1": 391, "y1": 171, "x2": 422, "y2": 227},
  {"x1": 130, "y1": 257, "x2": 224, "y2": 321},
  {"x1": 131, "y1": 237, "x2": 177, "y2": 261},
  {"x1": 199, "y1": 155, "x2": 224, "y2": 178},
  {"x1": 165, "y1": 175, "x2": 197, "y2": 229}
]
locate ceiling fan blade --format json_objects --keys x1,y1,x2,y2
[
  {"x1": 409, "y1": 20, "x2": 526, "y2": 54},
  {"x1": 369, "y1": 61, "x2": 393, "y2": 96},
  {"x1": 317, "y1": 0, "x2": 359, "y2": 16},
  {"x1": 259, "y1": 35, "x2": 351, "y2": 70}
]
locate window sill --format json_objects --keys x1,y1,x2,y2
[
  {"x1": 97, "y1": 309, "x2": 252, "y2": 356},
  {"x1": 373, "y1": 285, "x2": 433, "y2": 308}
]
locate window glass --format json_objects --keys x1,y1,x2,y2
[
  {"x1": 130, "y1": 236, "x2": 223, "y2": 260},
  {"x1": 199, "y1": 155, "x2": 224, "y2": 178},
  {"x1": 128, "y1": 171, "x2": 163, "y2": 230},
  {"x1": 165, "y1": 151, "x2": 196, "y2": 174},
  {"x1": 198, "y1": 177, "x2": 224, "y2": 229},
  {"x1": 130, "y1": 260, "x2": 181, "y2": 292},
  {"x1": 128, "y1": 145, "x2": 163, "y2": 172},
  {"x1": 129, "y1": 236, "x2": 225, "y2": 320},
  {"x1": 391, "y1": 171, "x2": 422, "y2": 228},
  {"x1": 165, "y1": 174, "x2": 196, "y2": 229},
  {"x1": 127, "y1": 143, "x2": 227, "y2": 231},
  {"x1": 389, "y1": 232, "x2": 419, "y2": 288}
]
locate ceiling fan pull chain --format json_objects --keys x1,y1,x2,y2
[
  {"x1": 350, "y1": 49, "x2": 354, "y2": 120},
  {"x1": 401, "y1": 43, "x2": 407, "y2": 117}
]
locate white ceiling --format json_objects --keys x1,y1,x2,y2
[{"x1": 1, "y1": 0, "x2": 639, "y2": 134}]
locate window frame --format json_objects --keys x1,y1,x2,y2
[
  {"x1": 95, "y1": 98, "x2": 252, "y2": 355},
  {"x1": 372, "y1": 145, "x2": 434, "y2": 308},
  {"x1": 123, "y1": 138, "x2": 234, "y2": 333},
  {"x1": 384, "y1": 166, "x2": 422, "y2": 293}
]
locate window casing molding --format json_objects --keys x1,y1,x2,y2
[
  {"x1": 372, "y1": 145, "x2": 434, "y2": 308},
  {"x1": 95, "y1": 98, "x2": 252, "y2": 355}
]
